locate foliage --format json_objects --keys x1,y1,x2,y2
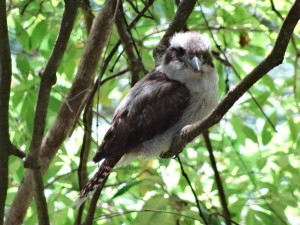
[{"x1": 3, "y1": 0, "x2": 300, "y2": 224}]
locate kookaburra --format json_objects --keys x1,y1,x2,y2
[{"x1": 75, "y1": 32, "x2": 218, "y2": 206}]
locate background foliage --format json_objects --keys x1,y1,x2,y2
[{"x1": 4, "y1": 0, "x2": 300, "y2": 224}]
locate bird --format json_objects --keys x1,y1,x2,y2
[{"x1": 75, "y1": 32, "x2": 218, "y2": 207}]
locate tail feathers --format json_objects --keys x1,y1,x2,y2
[{"x1": 74, "y1": 157, "x2": 119, "y2": 208}]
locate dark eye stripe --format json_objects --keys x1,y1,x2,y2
[
  {"x1": 176, "y1": 47, "x2": 185, "y2": 56},
  {"x1": 170, "y1": 47, "x2": 185, "y2": 56}
]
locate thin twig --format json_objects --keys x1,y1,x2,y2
[
  {"x1": 270, "y1": 0, "x2": 284, "y2": 20},
  {"x1": 101, "y1": 68, "x2": 130, "y2": 85},
  {"x1": 20, "y1": 0, "x2": 34, "y2": 15},
  {"x1": 126, "y1": 0, "x2": 154, "y2": 19},
  {"x1": 9, "y1": 145, "x2": 26, "y2": 159},
  {"x1": 45, "y1": 169, "x2": 77, "y2": 188},
  {"x1": 203, "y1": 130, "x2": 231, "y2": 225},
  {"x1": 116, "y1": 4, "x2": 145, "y2": 85},
  {"x1": 208, "y1": 212, "x2": 240, "y2": 225},
  {"x1": 177, "y1": 156, "x2": 208, "y2": 225},
  {"x1": 94, "y1": 208, "x2": 201, "y2": 222}
]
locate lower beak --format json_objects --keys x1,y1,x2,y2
[{"x1": 188, "y1": 56, "x2": 201, "y2": 72}]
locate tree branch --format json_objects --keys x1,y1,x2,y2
[
  {"x1": 153, "y1": 0, "x2": 197, "y2": 65},
  {"x1": 24, "y1": 0, "x2": 79, "y2": 168},
  {"x1": 32, "y1": 170, "x2": 50, "y2": 225},
  {"x1": 9, "y1": 145, "x2": 26, "y2": 159},
  {"x1": 161, "y1": 0, "x2": 300, "y2": 158},
  {"x1": 7, "y1": 0, "x2": 118, "y2": 225},
  {"x1": 177, "y1": 157, "x2": 208, "y2": 224},
  {"x1": 75, "y1": 4, "x2": 94, "y2": 223},
  {"x1": 75, "y1": 102, "x2": 92, "y2": 225},
  {"x1": 19, "y1": 1, "x2": 79, "y2": 224},
  {"x1": 82, "y1": 0, "x2": 155, "y2": 121},
  {"x1": 85, "y1": 176, "x2": 109, "y2": 225},
  {"x1": 203, "y1": 131, "x2": 231, "y2": 225},
  {"x1": 6, "y1": 1, "x2": 120, "y2": 224},
  {"x1": 0, "y1": 0, "x2": 12, "y2": 224}
]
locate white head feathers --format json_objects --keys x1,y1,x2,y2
[{"x1": 169, "y1": 32, "x2": 211, "y2": 52}]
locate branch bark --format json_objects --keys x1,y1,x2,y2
[
  {"x1": 6, "y1": 0, "x2": 120, "y2": 224},
  {"x1": 0, "y1": 1, "x2": 12, "y2": 224},
  {"x1": 161, "y1": 0, "x2": 300, "y2": 158},
  {"x1": 85, "y1": 176, "x2": 109, "y2": 225}
]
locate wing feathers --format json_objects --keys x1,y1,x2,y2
[{"x1": 93, "y1": 70, "x2": 190, "y2": 162}]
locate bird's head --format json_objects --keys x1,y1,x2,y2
[{"x1": 161, "y1": 32, "x2": 214, "y2": 75}]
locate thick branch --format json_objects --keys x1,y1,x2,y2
[
  {"x1": 153, "y1": 0, "x2": 197, "y2": 65},
  {"x1": 20, "y1": 1, "x2": 79, "y2": 224},
  {"x1": 24, "y1": 0, "x2": 78, "y2": 168},
  {"x1": 82, "y1": 0, "x2": 155, "y2": 128},
  {"x1": 85, "y1": 176, "x2": 109, "y2": 225},
  {"x1": 161, "y1": 0, "x2": 300, "y2": 158},
  {"x1": 0, "y1": 1, "x2": 12, "y2": 224},
  {"x1": 6, "y1": 1, "x2": 120, "y2": 224}
]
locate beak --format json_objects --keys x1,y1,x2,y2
[{"x1": 188, "y1": 56, "x2": 201, "y2": 72}]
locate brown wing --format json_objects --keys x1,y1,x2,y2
[{"x1": 93, "y1": 70, "x2": 190, "y2": 162}]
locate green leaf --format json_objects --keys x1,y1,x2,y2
[
  {"x1": 135, "y1": 195, "x2": 175, "y2": 225},
  {"x1": 16, "y1": 53, "x2": 31, "y2": 76},
  {"x1": 14, "y1": 18, "x2": 30, "y2": 51},
  {"x1": 242, "y1": 125, "x2": 258, "y2": 143},
  {"x1": 30, "y1": 20, "x2": 48, "y2": 49},
  {"x1": 112, "y1": 180, "x2": 143, "y2": 199},
  {"x1": 246, "y1": 209, "x2": 257, "y2": 225},
  {"x1": 261, "y1": 121, "x2": 273, "y2": 145}
]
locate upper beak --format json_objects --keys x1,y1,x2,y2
[{"x1": 188, "y1": 56, "x2": 201, "y2": 73}]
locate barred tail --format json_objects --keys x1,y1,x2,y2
[{"x1": 74, "y1": 157, "x2": 120, "y2": 207}]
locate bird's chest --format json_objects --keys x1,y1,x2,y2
[{"x1": 182, "y1": 82, "x2": 217, "y2": 125}]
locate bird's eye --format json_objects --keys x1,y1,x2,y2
[{"x1": 176, "y1": 47, "x2": 185, "y2": 56}]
